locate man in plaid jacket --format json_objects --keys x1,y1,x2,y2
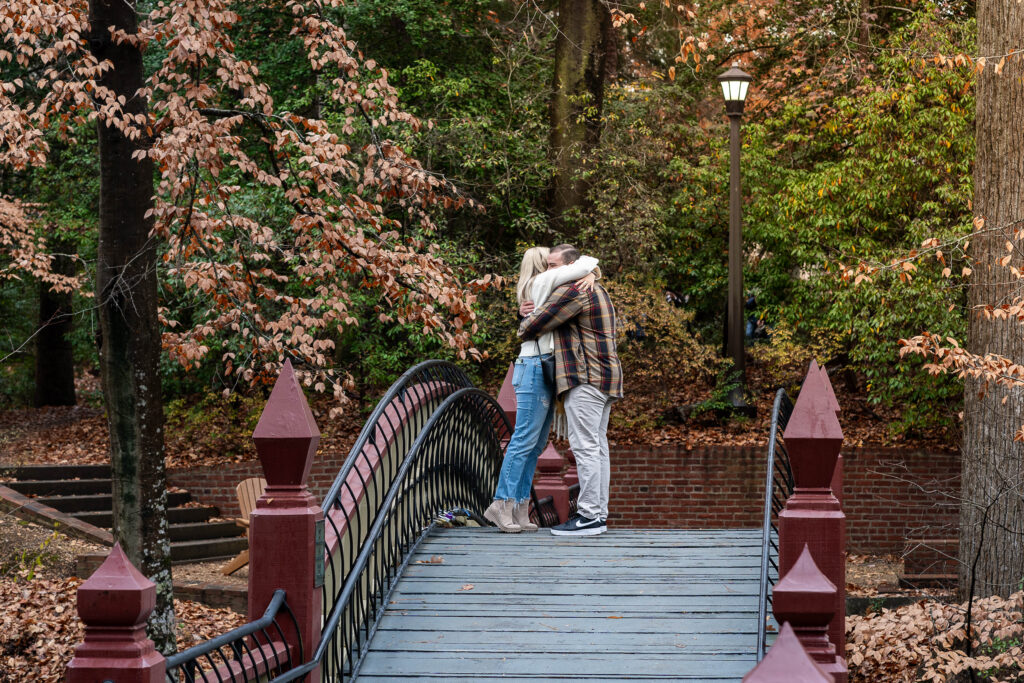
[{"x1": 518, "y1": 244, "x2": 623, "y2": 536}]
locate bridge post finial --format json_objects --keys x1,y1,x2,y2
[
  {"x1": 742, "y1": 622, "x2": 832, "y2": 682},
  {"x1": 773, "y1": 544, "x2": 847, "y2": 682},
  {"x1": 780, "y1": 362, "x2": 847, "y2": 659},
  {"x1": 249, "y1": 359, "x2": 324, "y2": 681},
  {"x1": 811, "y1": 359, "x2": 844, "y2": 505},
  {"x1": 66, "y1": 543, "x2": 166, "y2": 682}
]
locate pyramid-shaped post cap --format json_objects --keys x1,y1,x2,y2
[
  {"x1": 253, "y1": 360, "x2": 320, "y2": 487},
  {"x1": 773, "y1": 544, "x2": 837, "y2": 627},
  {"x1": 811, "y1": 359, "x2": 841, "y2": 414},
  {"x1": 536, "y1": 441, "x2": 565, "y2": 474},
  {"x1": 76, "y1": 543, "x2": 156, "y2": 627},
  {"x1": 784, "y1": 364, "x2": 843, "y2": 489},
  {"x1": 743, "y1": 622, "x2": 833, "y2": 682}
]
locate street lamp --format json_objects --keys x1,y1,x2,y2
[{"x1": 717, "y1": 63, "x2": 755, "y2": 416}]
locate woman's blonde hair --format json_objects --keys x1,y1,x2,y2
[{"x1": 516, "y1": 246, "x2": 549, "y2": 305}]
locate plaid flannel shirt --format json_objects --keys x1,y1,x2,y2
[{"x1": 518, "y1": 282, "x2": 623, "y2": 399}]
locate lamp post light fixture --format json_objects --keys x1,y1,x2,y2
[{"x1": 717, "y1": 63, "x2": 755, "y2": 416}]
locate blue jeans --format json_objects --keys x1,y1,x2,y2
[{"x1": 493, "y1": 355, "x2": 555, "y2": 502}]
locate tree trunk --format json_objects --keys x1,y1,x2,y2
[
  {"x1": 548, "y1": 0, "x2": 616, "y2": 231},
  {"x1": 961, "y1": 0, "x2": 1024, "y2": 600},
  {"x1": 88, "y1": 0, "x2": 175, "y2": 651},
  {"x1": 34, "y1": 237, "x2": 76, "y2": 407}
]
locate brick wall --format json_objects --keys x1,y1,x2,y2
[
  {"x1": 168, "y1": 454, "x2": 349, "y2": 518},
  {"x1": 608, "y1": 444, "x2": 960, "y2": 555},
  {"x1": 171, "y1": 444, "x2": 959, "y2": 555}
]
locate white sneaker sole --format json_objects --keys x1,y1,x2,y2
[{"x1": 550, "y1": 526, "x2": 606, "y2": 536}]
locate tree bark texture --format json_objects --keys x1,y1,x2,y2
[
  {"x1": 34, "y1": 237, "x2": 76, "y2": 407},
  {"x1": 962, "y1": 0, "x2": 1024, "y2": 600},
  {"x1": 548, "y1": 0, "x2": 616, "y2": 230},
  {"x1": 88, "y1": 0, "x2": 175, "y2": 651}
]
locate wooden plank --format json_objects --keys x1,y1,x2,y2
[
  {"x1": 373, "y1": 614, "x2": 758, "y2": 634},
  {"x1": 369, "y1": 630, "x2": 760, "y2": 652},
  {"x1": 356, "y1": 652, "x2": 757, "y2": 678},
  {"x1": 385, "y1": 580, "x2": 759, "y2": 596}
]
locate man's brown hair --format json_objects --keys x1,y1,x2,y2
[{"x1": 551, "y1": 243, "x2": 580, "y2": 264}]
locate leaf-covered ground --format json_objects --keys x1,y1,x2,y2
[{"x1": 0, "y1": 513, "x2": 245, "y2": 683}]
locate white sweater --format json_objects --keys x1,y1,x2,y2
[{"x1": 518, "y1": 255, "x2": 599, "y2": 357}]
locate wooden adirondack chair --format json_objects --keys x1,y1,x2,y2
[{"x1": 220, "y1": 477, "x2": 267, "y2": 576}]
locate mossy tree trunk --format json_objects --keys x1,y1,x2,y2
[
  {"x1": 89, "y1": 0, "x2": 175, "y2": 652},
  {"x1": 548, "y1": 0, "x2": 617, "y2": 232},
  {"x1": 961, "y1": 0, "x2": 1024, "y2": 601}
]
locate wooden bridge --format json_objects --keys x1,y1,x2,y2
[
  {"x1": 359, "y1": 528, "x2": 766, "y2": 681},
  {"x1": 66, "y1": 360, "x2": 847, "y2": 683}
]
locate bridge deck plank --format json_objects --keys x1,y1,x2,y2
[{"x1": 355, "y1": 527, "x2": 765, "y2": 681}]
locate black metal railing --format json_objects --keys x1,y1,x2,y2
[
  {"x1": 165, "y1": 589, "x2": 301, "y2": 682},
  {"x1": 271, "y1": 361, "x2": 511, "y2": 682},
  {"x1": 316, "y1": 360, "x2": 475, "y2": 615},
  {"x1": 756, "y1": 388, "x2": 795, "y2": 661},
  {"x1": 567, "y1": 483, "x2": 580, "y2": 517},
  {"x1": 531, "y1": 491, "x2": 559, "y2": 528}
]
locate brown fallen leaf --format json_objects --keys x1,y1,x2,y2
[{"x1": 459, "y1": 584, "x2": 474, "y2": 591}]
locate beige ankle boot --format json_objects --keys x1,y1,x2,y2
[
  {"x1": 513, "y1": 502, "x2": 538, "y2": 532},
  {"x1": 484, "y1": 499, "x2": 521, "y2": 533}
]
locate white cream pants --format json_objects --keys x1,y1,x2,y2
[{"x1": 564, "y1": 383, "x2": 614, "y2": 520}]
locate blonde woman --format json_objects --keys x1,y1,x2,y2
[{"x1": 484, "y1": 247, "x2": 598, "y2": 532}]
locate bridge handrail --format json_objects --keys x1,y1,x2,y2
[
  {"x1": 164, "y1": 589, "x2": 301, "y2": 682},
  {"x1": 756, "y1": 387, "x2": 795, "y2": 661},
  {"x1": 273, "y1": 387, "x2": 511, "y2": 682},
  {"x1": 319, "y1": 359, "x2": 474, "y2": 520}
]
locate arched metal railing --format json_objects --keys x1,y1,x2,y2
[
  {"x1": 270, "y1": 361, "x2": 511, "y2": 682},
  {"x1": 164, "y1": 589, "x2": 301, "y2": 682},
  {"x1": 756, "y1": 388, "x2": 795, "y2": 661}
]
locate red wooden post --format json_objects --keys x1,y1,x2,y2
[
  {"x1": 533, "y1": 442, "x2": 570, "y2": 522},
  {"x1": 780, "y1": 363, "x2": 846, "y2": 657},
  {"x1": 497, "y1": 362, "x2": 517, "y2": 432},
  {"x1": 742, "y1": 622, "x2": 832, "y2": 683},
  {"x1": 249, "y1": 360, "x2": 323, "y2": 682},
  {"x1": 773, "y1": 544, "x2": 847, "y2": 682},
  {"x1": 66, "y1": 543, "x2": 165, "y2": 682}
]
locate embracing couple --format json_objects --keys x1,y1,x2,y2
[{"x1": 484, "y1": 244, "x2": 623, "y2": 537}]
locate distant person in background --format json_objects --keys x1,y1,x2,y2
[
  {"x1": 483, "y1": 246, "x2": 599, "y2": 533},
  {"x1": 518, "y1": 244, "x2": 623, "y2": 537}
]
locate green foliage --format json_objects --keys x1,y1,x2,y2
[
  {"x1": 662, "y1": 5, "x2": 974, "y2": 434},
  {"x1": 602, "y1": 277, "x2": 724, "y2": 429},
  {"x1": 164, "y1": 392, "x2": 265, "y2": 460},
  {"x1": 750, "y1": 322, "x2": 843, "y2": 394}
]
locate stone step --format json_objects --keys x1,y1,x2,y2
[
  {"x1": 39, "y1": 491, "x2": 191, "y2": 512},
  {"x1": 72, "y1": 505, "x2": 219, "y2": 527},
  {"x1": 0, "y1": 464, "x2": 111, "y2": 480},
  {"x1": 171, "y1": 537, "x2": 249, "y2": 563},
  {"x1": 6, "y1": 478, "x2": 112, "y2": 497},
  {"x1": 169, "y1": 521, "x2": 245, "y2": 543}
]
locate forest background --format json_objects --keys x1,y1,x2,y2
[{"x1": 0, "y1": 0, "x2": 975, "y2": 443}]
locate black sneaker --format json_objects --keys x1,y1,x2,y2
[{"x1": 550, "y1": 514, "x2": 606, "y2": 536}]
